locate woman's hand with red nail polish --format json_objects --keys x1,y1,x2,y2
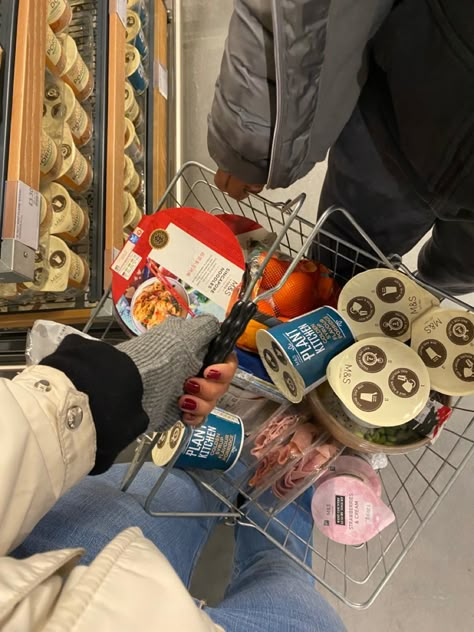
[
  {"x1": 179, "y1": 353, "x2": 238, "y2": 426},
  {"x1": 183, "y1": 380, "x2": 200, "y2": 395}
]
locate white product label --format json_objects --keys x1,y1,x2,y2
[
  {"x1": 15, "y1": 181, "x2": 40, "y2": 250},
  {"x1": 149, "y1": 224, "x2": 242, "y2": 310},
  {"x1": 111, "y1": 239, "x2": 142, "y2": 280},
  {"x1": 111, "y1": 0, "x2": 127, "y2": 27},
  {"x1": 154, "y1": 62, "x2": 168, "y2": 99}
]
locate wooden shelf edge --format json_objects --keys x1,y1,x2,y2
[
  {"x1": 0, "y1": 308, "x2": 92, "y2": 330},
  {"x1": 153, "y1": 0, "x2": 168, "y2": 210},
  {"x1": 104, "y1": 12, "x2": 126, "y2": 286},
  {"x1": 3, "y1": 0, "x2": 46, "y2": 239}
]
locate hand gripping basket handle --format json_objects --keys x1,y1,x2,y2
[{"x1": 199, "y1": 193, "x2": 308, "y2": 372}]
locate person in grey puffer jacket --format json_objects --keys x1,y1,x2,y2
[{"x1": 209, "y1": 0, "x2": 474, "y2": 295}]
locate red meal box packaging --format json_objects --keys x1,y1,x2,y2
[{"x1": 111, "y1": 208, "x2": 245, "y2": 336}]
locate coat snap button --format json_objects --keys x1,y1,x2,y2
[
  {"x1": 34, "y1": 379, "x2": 51, "y2": 392},
  {"x1": 66, "y1": 406, "x2": 83, "y2": 429}
]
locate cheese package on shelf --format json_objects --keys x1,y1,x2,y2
[
  {"x1": 42, "y1": 182, "x2": 90, "y2": 243},
  {"x1": 40, "y1": 130, "x2": 63, "y2": 183},
  {"x1": 62, "y1": 84, "x2": 93, "y2": 147},
  {"x1": 19, "y1": 235, "x2": 89, "y2": 294},
  {"x1": 46, "y1": 25, "x2": 67, "y2": 76},
  {"x1": 124, "y1": 117, "x2": 144, "y2": 163},
  {"x1": 59, "y1": 33, "x2": 94, "y2": 102},
  {"x1": 125, "y1": 80, "x2": 144, "y2": 130},
  {"x1": 47, "y1": 0, "x2": 72, "y2": 34},
  {"x1": 43, "y1": 78, "x2": 93, "y2": 149},
  {"x1": 56, "y1": 124, "x2": 93, "y2": 194},
  {"x1": 39, "y1": 194, "x2": 53, "y2": 236},
  {"x1": 123, "y1": 191, "x2": 142, "y2": 230}
]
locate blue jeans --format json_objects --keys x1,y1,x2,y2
[{"x1": 14, "y1": 464, "x2": 345, "y2": 632}]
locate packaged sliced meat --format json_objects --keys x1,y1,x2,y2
[
  {"x1": 240, "y1": 401, "x2": 343, "y2": 513},
  {"x1": 234, "y1": 404, "x2": 308, "y2": 489},
  {"x1": 271, "y1": 440, "x2": 341, "y2": 499},
  {"x1": 251, "y1": 434, "x2": 343, "y2": 514},
  {"x1": 244, "y1": 403, "x2": 306, "y2": 459}
]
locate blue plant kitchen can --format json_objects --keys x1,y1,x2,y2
[
  {"x1": 256, "y1": 306, "x2": 355, "y2": 403},
  {"x1": 127, "y1": 0, "x2": 149, "y2": 28},
  {"x1": 126, "y1": 10, "x2": 149, "y2": 60},
  {"x1": 152, "y1": 409, "x2": 244, "y2": 472},
  {"x1": 125, "y1": 44, "x2": 148, "y2": 94}
]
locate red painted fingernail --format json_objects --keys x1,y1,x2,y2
[
  {"x1": 184, "y1": 380, "x2": 200, "y2": 394},
  {"x1": 207, "y1": 369, "x2": 221, "y2": 380},
  {"x1": 181, "y1": 398, "x2": 197, "y2": 411}
]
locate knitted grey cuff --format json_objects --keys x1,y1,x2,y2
[{"x1": 117, "y1": 315, "x2": 220, "y2": 432}]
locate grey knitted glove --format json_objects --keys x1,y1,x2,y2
[{"x1": 117, "y1": 314, "x2": 220, "y2": 431}]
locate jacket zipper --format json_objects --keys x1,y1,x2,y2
[{"x1": 267, "y1": 0, "x2": 284, "y2": 187}]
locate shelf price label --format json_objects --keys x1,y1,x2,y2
[
  {"x1": 110, "y1": 0, "x2": 127, "y2": 28},
  {"x1": 154, "y1": 62, "x2": 168, "y2": 100},
  {"x1": 14, "y1": 181, "x2": 40, "y2": 251}
]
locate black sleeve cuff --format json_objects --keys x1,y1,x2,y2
[{"x1": 41, "y1": 335, "x2": 149, "y2": 475}]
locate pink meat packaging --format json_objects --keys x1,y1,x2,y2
[
  {"x1": 249, "y1": 422, "x2": 326, "y2": 488},
  {"x1": 311, "y1": 475, "x2": 395, "y2": 545},
  {"x1": 315, "y1": 455, "x2": 382, "y2": 498}
]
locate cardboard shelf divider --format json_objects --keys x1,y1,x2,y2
[
  {"x1": 104, "y1": 11, "x2": 126, "y2": 285},
  {"x1": 152, "y1": 0, "x2": 168, "y2": 209}
]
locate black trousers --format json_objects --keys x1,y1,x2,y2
[{"x1": 317, "y1": 1, "x2": 474, "y2": 295}]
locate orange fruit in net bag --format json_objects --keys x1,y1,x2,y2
[
  {"x1": 297, "y1": 259, "x2": 318, "y2": 274},
  {"x1": 237, "y1": 319, "x2": 268, "y2": 353},
  {"x1": 257, "y1": 299, "x2": 277, "y2": 317},
  {"x1": 236, "y1": 300, "x2": 277, "y2": 352},
  {"x1": 272, "y1": 271, "x2": 318, "y2": 318},
  {"x1": 259, "y1": 254, "x2": 290, "y2": 290}
]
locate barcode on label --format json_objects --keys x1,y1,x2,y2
[
  {"x1": 111, "y1": 241, "x2": 142, "y2": 280},
  {"x1": 335, "y1": 495, "x2": 345, "y2": 526}
]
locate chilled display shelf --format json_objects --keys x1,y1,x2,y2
[
  {"x1": 0, "y1": 0, "x2": 169, "y2": 327},
  {"x1": 0, "y1": 0, "x2": 45, "y2": 285},
  {"x1": 69, "y1": 0, "x2": 108, "y2": 303}
]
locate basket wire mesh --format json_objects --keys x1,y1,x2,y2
[{"x1": 84, "y1": 161, "x2": 474, "y2": 609}]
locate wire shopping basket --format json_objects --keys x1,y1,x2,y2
[{"x1": 85, "y1": 162, "x2": 474, "y2": 609}]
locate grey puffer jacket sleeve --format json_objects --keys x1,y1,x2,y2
[{"x1": 207, "y1": 0, "x2": 275, "y2": 185}]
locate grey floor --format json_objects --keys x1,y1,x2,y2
[{"x1": 175, "y1": 2, "x2": 474, "y2": 629}]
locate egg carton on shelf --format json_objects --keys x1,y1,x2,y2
[{"x1": 81, "y1": 161, "x2": 474, "y2": 609}]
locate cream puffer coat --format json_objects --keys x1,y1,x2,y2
[{"x1": 0, "y1": 365, "x2": 222, "y2": 631}]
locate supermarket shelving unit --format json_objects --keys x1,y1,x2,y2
[{"x1": 0, "y1": 0, "x2": 169, "y2": 331}]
